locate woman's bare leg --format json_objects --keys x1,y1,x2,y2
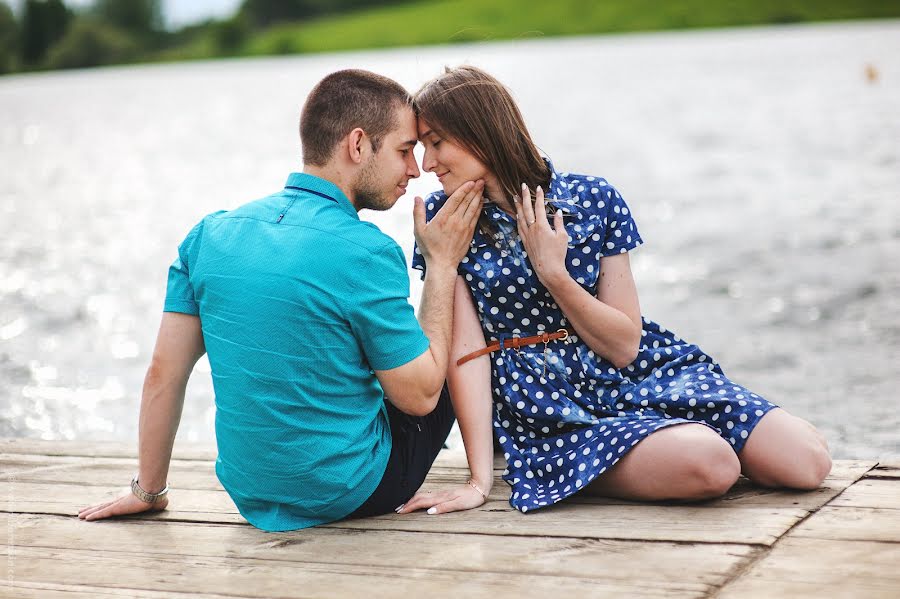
[
  {"x1": 738, "y1": 408, "x2": 831, "y2": 489},
  {"x1": 583, "y1": 423, "x2": 741, "y2": 501}
]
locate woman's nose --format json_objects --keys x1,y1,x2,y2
[{"x1": 422, "y1": 147, "x2": 436, "y2": 172}]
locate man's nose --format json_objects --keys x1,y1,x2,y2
[{"x1": 407, "y1": 153, "x2": 420, "y2": 178}]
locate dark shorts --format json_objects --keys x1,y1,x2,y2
[{"x1": 346, "y1": 385, "x2": 455, "y2": 519}]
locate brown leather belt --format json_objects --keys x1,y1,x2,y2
[{"x1": 456, "y1": 329, "x2": 572, "y2": 367}]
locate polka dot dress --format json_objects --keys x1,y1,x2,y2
[{"x1": 412, "y1": 158, "x2": 778, "y2": 513}]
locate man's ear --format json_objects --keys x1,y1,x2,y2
[{"x1": 346, "y1": 127, "x2": 368, "y2": 165}]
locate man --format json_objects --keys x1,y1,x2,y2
[{"x1": 78, "y1": 69, "x2": 485, "y2": 531}]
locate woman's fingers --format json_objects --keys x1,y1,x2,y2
[
  {"x1": 520, "y1": 183, "x2": 535, "y2": 226},
  {"x1": 395, "y1": 490, "x2": 449, "y2": 514},
  {"x1": 427, "y1": 495, "x2": 478, "y2": 515},
  {"x1": 535, "y1": 185, "x2": 549, "y2": 227},
  {"x1": 554, "y1": 208, "x2": 566, "y2": 237},
  {"x1": 395, "y1": 485, "x2": 486, "y2": 516}
]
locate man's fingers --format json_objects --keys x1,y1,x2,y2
[
  {"x1": 461, "y1": 188, "x2": 484, "y2": 226},
  {"x1": 78, "y1": 499, "x2": 118, "y2": 519},
  {"x1": 441, "y1": 180, "x2": 476, "y2": 214},
  {"x1": 83, "y1": 501, "x2": 122, "y2": 521},
  {"x1": 412, "y1": 196, "x2": 426, "y2": 232},
  {"x1": 78, "y1": 499, "x2": 115, "y2": 515}
]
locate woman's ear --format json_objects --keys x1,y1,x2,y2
[{"x1": 346, "y1": 127, "x2": 368, "y2": 164}]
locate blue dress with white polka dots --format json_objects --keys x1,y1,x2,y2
[{"x1": 411, "y1": 158, "x2": 778, "y2": 513}]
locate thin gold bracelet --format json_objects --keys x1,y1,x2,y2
[{"x1": 466, "y1": 479, "x2": 487, "y2": 499}]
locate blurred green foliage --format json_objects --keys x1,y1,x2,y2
[
  {"x1": 20, "y1": 0, "x2": 71, "y2": 66},
  {"x1": 45, "y1": 17, "x2": 139, "y2": 69},
  {"x1": 2, "y1": 0, "x2": 900, "y2": 75},
  {"x1": 0, "y1": 3, "x2": 18, "y2": 73}
]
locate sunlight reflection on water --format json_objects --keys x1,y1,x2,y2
[{"x1": 1, "y1": 21, "x2": 898, "y2": 457}]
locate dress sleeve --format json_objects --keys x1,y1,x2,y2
[
  {"x1": 410, "y1": 192, "x2": 447, "y2": 280},
  {"x1": 346, "y1": 241, "x2": 430, "y2": 371},
  {"x1": 599, "y1": 185, "x2": 643, "y2": 257}
]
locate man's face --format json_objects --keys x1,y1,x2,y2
[{"x1": 353, "y1": 105, "x2": 420, "y2": 212}]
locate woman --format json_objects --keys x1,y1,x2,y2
[{"x1": 397, "y1": 66, "x2": 831, "y2": 516}]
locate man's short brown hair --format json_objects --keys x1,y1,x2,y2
[{"x1": 300, "y1": 69, "x2": 411, "y2": 167}]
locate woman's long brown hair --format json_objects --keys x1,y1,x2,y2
[{"x1": 413, "y1": 66, "x2": 550, "y2": 235}]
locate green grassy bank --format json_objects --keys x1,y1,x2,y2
[{"x1": 164, "y1": 0, "x2": 900, "y2": 61}]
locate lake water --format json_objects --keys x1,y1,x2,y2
[{"x1": 1, "y1": 21, "x2": 898, "y2": 458}]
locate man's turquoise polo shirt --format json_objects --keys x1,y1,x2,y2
[{"x1": 163, "y1": 173, "x2": 430, "y2": 532}]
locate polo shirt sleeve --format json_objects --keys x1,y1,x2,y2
[
  {"x1": 163, "y1": 219, "x2": 206, "y2": 315},
  {"x1": 346, "y1": 241, "x2": 430, "y2": 371}
]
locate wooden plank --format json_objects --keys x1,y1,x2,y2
[
  {"x1": 2, "y1": 454, "x2": 494, "y2": 495},
  {"x1": 1, "y1": 513, "x2": 755, "y2": 590},
  {"x1": 867, "y1": 460, "x2": 900, "y2": 479},
  {"x1": 828, "y1": 479, "x2": 900, "y2": 510},
  {"x1": 1, "y1": 581, "x2": 243, "y2": 598},
  {"x1": 1, "y1": 545, "x2": 717, "y2": 598},
  {"x1": 0, "y1": 481, "x2": 243, "y2": 524},
  {"x1": 789, "y1": 506, "x2": 900, "y2": 543},
  {"x1": 566, "y1": 471, "x2": 861, "y2": 512},
  {"x1": 330, "y1": 500, "x2": 807, "y2": 545},
  {"x1": 0, "y1": 438, "x2": 216, "y2": 461},
  {"x1": 0, "y1": 480, "x2": 809, "y2": 543},
  {"x1": 718, "y1": 538, "x2": 900, "y2": 599}
]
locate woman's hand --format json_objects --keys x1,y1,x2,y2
[
  {"x1": 395, "y1": 483, "x2": 487, "y2": 516},
  {"x1": 515, "y1": 183, "x2": 570, "y2": 288},
  {"x1": 78, "y1": 492, "x2": 168, "y2": 521}
]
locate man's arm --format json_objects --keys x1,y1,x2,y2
[
  {"x1": 79, "y1": 312, "x2": 205, "y2": 521},
  {"x1": 375, "y1": 180, "x2": 483, "y2": 416}
]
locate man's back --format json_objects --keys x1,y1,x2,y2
[{"x1": 165, "y1": 173, "x2": 429, "y2": 531}]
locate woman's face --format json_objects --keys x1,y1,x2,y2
[{"x1": 418, "y1": 118, "x2": 492, "y2": 197}]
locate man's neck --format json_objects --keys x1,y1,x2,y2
[{"x1": 302, "y1": 164, "x2": 360, "y2": 211}]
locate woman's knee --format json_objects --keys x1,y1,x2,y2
[
  {"x1": 741, "y1": 411, "x2": 833, "y2": 490},
  {"x1": 685, "y1": 437, "x2": 742, "y2": 499},
  {"x1": 791, "y1": 441, "x2": 832, "y2": 490}
]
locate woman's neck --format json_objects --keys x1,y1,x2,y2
[{"x1": 483, "y1": 175, "x2": 516, "y2": 216}]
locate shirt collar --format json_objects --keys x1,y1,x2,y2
[{"x1": 284, "y1": 172, "x2": 358, "y2": 219}]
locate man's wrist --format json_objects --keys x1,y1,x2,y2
[
  {"x1": 131, "y1": 474, "x2": 169, "y2": 503},
  {"x1": 422, "y1": 262, "x2": 460, "y2": 286}
]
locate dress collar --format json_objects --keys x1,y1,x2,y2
[{"x1": 483, "y1": 156, "x2": 574, "y2": 223}]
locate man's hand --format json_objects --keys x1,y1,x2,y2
[
  {"x1": 395, "y1": 482, "x2": 487, "y2": 516},
  {"x1": 414, "y1": 180, "x2": 484, "y2": 271},
  {"x1": 78, "y1": 492, "x2": 168, "y2": 521}
]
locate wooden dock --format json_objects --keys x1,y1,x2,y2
[{"x1": 1, "y1": 438, "x2": 897, "y2": 598}]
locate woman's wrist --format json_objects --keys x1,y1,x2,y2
[
  {"x1": 538, "y1": 266, "x2": 570, "y2": 292},
  {"x1": 469, "y1": 472, "x2": 493, "y2": 494}
]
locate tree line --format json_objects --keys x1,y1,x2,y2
[{"x1": 0, "y1": 0, "x2": 405, "y2": 74}]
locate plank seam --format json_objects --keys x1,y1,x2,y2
[{"x1": 706, "y1": 462, "x2": 880, "y2": 598}]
